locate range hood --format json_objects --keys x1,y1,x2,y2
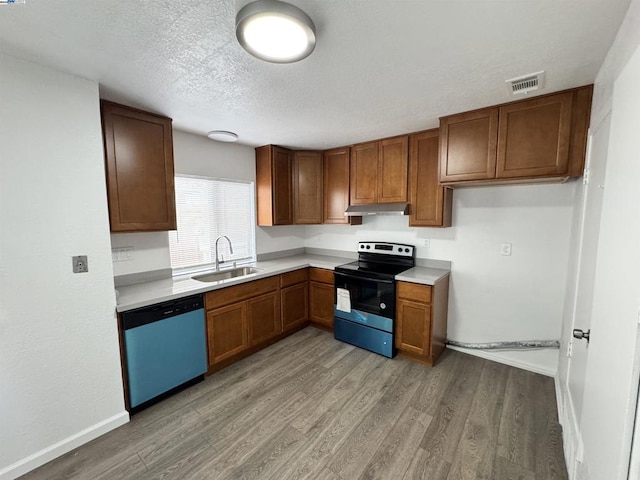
[{"x1": 344, "y1": 203, "x2": 409, "y2": 216}]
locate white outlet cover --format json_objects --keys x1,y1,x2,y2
[
  {"x1": 112, "y1": 246, "x2": 134, "y2": 262},
  {"x1": 500, "y1": 243, "x2": 512, "y2": 256}
]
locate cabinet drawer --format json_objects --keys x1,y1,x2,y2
[
  {"x1": 309, "y1": 268, "x2": 334, "y2": 285},
  {"x1": 280, "y1": 268, "x2": 308, "y2": 288},
  {"x1": 397, "y1": 281, "x2": 432, "y2": 304},
  {"x1": 205, "y1": 276, "x2": 279, "y2": 310}
]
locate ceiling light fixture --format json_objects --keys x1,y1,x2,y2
[
  {"x1": 207, "y1": 131, "x2": 239, "y2": 142},
  {"x1": 236, "y1": 0, "x2": 316, "y2": 64}
]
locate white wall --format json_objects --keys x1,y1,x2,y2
[
  {"x1": 111, "y1": 131, "x2": 305, "y2": 276},
  {"x1": 110, "y1": 232, "x2": 171, "y2": 276},
  {"x1": 307, "y1": 183, "x2": 577, "y2": 375},
  {"x1": 0, "y1": 55, "x2": 127, "y2": 479}
]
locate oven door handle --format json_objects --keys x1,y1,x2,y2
[{"x1": 333, "y1": 272, "x2": 395, "y2": 285}]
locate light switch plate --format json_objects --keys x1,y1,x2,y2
[{"x1": 72, "y1": 255, "x2": 88, "y2": 273}]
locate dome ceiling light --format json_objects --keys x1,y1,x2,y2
[
  {"x1": 236, "y1": 0, "x2": 316, "y2": 64},
  {"x1": 207, "y1": 131, "x2": 239, "y2": 142}
]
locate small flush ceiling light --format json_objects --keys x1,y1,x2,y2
[
  {"x1": 236, "y1": 0, "x2": 316, "y2": 63},
  {"x1": 207, "y1": 131, "x2": 239, "y2": 142}
]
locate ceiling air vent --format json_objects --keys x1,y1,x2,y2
[{"x1": 505, "y1": 71, "x2": 545, "y2": 95}]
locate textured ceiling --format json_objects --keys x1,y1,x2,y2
[{"x1": 0, "y1": 0, "x2": 630, "y2": 149}]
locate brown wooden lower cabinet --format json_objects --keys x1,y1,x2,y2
[
  {"x1": 281, "y1": 269, "x2": 309, "y2": 332},
  {"x1": 206, "y1": 303, "x2": 248, "y2": 365},
  {"x1": 205, "y1": 276, "x2": 280, "y2": 372},
  {"x1": 395, "y1": 277, "x2": 449, "y2": 366},
  {"x1": 309, "y1": 268, "x2": 334, "y2": 330},
  {"x1": 247, "y1": 291, "x2": 281, "y2": 346}
]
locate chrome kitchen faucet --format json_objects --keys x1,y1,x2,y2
[{"x1": 214, "y1": 235, "x2": 233, "y2": 271}]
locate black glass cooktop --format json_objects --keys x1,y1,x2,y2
[{"x1": 334, "y1": 260, "x2": 413, "y2": 279}]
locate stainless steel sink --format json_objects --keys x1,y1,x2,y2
[{"x1": 192, "y1": 267, "x2": 263, "y2": 283}]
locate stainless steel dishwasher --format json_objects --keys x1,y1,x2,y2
[{"x1": 121, "y1": 294, "x2": 207, "y2": 413}]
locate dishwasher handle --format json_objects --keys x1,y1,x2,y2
[{"x1": 122, "y1": 294, "x2": 204, "y2": 330}]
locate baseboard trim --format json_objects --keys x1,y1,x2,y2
[
  {"x1": 446, "y1": 345, "x2": 556, "y2": 377},
  {"x1": 555, "y1": 375, "x2": 583, "y2": 480},
  {"x1": 0, "y1": 411, "x2": 129, "y2": 480}
]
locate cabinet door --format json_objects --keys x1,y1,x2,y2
[
  {"x1": 281, "y1": 282, "x2": 308, "y2": 332},
  {"x1": 350, "y1": 142, "x2": 378, "y2": 205},
  {"x1": 101, "y1": 101, "x2": 176, "y2": 232},
  {"x1": 439, "y1": 107, "x2": 499, "y2": 183},
  {"x1": 323, "y1": 147, "x2": 352, "y2": 224},
  {"x1": 377, "y1": 136, "x2": 409, "y2": 203},
  {"x1": 247, "y1": 291, "x2": 281, "y2": 346},
  {"x1": 206, "y1": 303, "x2": 248, "y2": 366},
  {"x1": 409, "y1": 130, "x2": 452, "y2": 227},
  {"x1": 273, "y1": 147, "x2": 294, "y2": 225},
  {"x1": 309, "y1": 281, "x2": 334, "y2": 329},
  {"x1": 293, "y1": 151, "x2": 323, "y2": 224},
  {"x1": 395, "y1": 299, "x2": 431, "y2": 357},
  {"x1": 256, "y1": 145, "x2": 293, "y2": 226},
  {"x1": 496, "y1": 92, "x2": 573, "y2": 178}
]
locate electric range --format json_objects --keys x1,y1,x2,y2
[{"x1": 333, "y1": 241, "x2": 415, "y2": 358}]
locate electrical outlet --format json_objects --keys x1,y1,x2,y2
[
  {"x1": 423, "y1": 238, "x2": 430, "y2": 248},
  {"x1": 72, "y1": 255, "x2": 88, "y2": 273},
  {"x1": 112, "y1": 246, "x2": 134, "y2": 262},
  {"x1": 500, "y1": 243, "x2": 512, "y2": 256},
  {"x1": 567, "y1": 340, "x2": 573, "y2": 358}
]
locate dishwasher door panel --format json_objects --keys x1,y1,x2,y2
[{"x1": 124, "y1": 308, "x2": 206, "y2": 408}]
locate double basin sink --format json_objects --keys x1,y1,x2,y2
[{"x1": 192, "y1": 266, "x2": 263, "y2": 283}]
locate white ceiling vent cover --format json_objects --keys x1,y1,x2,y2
[{"x1": 505, "y1": 71, "x2": 545, "y2": 95}]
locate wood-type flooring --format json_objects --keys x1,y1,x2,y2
[{"x1": 21, "y1": 327, "x2": 568, "y2": 480}]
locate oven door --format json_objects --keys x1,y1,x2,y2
[
  {"x1": 333, "y1": 271, "x2": 396, "y2": 323},
  {"x1": 333, "y1": 271, "x2": 396, "y2": 357}
]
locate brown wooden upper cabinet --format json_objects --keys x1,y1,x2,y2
[
  {"x1": 439, "y1": 85, "x2": 593, "y2": 186},
  {"x1": 256, "y1": 145, "x2": 360, "y2": 226},
  {"x1": 350, "y1": 135, "x2": 409, "y2": 204},
  {"x1": 101, "y1": 101, "x2": 177, "y2": 232},
  {"x1": 293, "y1": 151, "x2": 323, "y2": 224},
  {"x1": 323, "y1": 147, "x2": 362, "y2": 225},
  {"x1": 408, "y1": 130, "x2": 452, "y2": 227},
  {"x1": 256, "y1": 145, "x2": 293, "y2": 226}
]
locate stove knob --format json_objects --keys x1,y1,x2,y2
[
  {"x1": 360, "y1": 244, "x2": 365, "y2": 249},
  {"x1": 366, "y1": 245, "x2": 371, "y2": 249},
  {"x1": 397, "y1": 247, "x2": 402, "y2": 252},
  {"x1": 405, "y1": 248, "x2": 410, "y2": 253}
]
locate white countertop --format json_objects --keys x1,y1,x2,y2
[
  {"x1": 115, "y1": 254, "x2": 450, "y2": 312},
  {"x1": 395, "y1": 266, "x2": 451, "y2": 285}
]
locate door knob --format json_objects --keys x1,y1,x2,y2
[{"x1": 573, "y1": 329, "x2": 591, "y2": 343}]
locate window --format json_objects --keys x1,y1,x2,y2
[{"x1": 169, "y1": 175, "x2": 256, "y2": 274}]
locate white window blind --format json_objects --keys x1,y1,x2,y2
[{"x1": 169, "y1": 175, "x2": 256, "y2": 273}]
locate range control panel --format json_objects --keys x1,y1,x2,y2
[{"x1": 358, "y1": 242, "x2": 415, "y2": 258}]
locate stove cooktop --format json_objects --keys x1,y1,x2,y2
[
  {"x1": 335, "y1": 260, "x2": 413, "y2": 279},
  {"x1": 334, "y1": 241, "x2": 416, "y2": 280}
]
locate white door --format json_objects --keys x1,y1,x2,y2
[
  {"x1": 566, "y1": 112, "x2": 610, "y2": 450},
  {"x1": 577, "y1": 42, "x2": 640, "y2": 480}
]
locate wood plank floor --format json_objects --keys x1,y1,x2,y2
[{"x1": 21, "y1": 327, "x2": 568, "y2": 480}]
